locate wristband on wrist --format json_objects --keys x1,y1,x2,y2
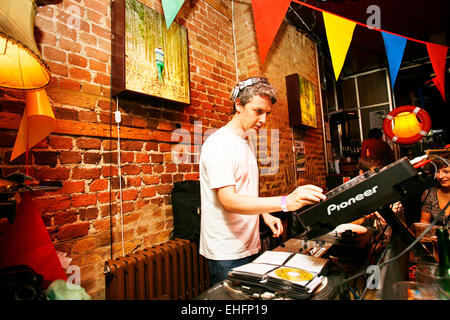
[{"x1": 281, "y1": 195, "x2": 288, "y2": 212}]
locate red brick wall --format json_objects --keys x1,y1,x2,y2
[
  {"x1": 0, "y1": 0, "x2": 325, "y2": 299},
  {"x1": 233, "y1": 1, "x2": 326, "y2": 196}
]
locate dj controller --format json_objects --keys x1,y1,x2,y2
[{"x1": 290, "y1": 157, "x2": 419, "y2": 240}]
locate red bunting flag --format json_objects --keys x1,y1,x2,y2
[
  {"x1": 431, "y1": 77, "x2": 444, "y2": 101},
  {"x1": 252, "y1": 0, "x2": 291, "y2": 64},
  {"x1": 0, "y1": 193, "x2": 67, "y2": 284},
  {"x1": 426, "y1": 43, "x2": 447, "y2": 101}
]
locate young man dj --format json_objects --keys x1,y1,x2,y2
[{"x1": 199, "y1": 77, "x2": 326, "y2": 284}]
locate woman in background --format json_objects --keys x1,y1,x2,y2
[
  {"x1": 420, "y1": 154, "x2": 450, "y2": 227},
  {"x1": 355, "y1": 156, "x2": 383, "y2": 175}
]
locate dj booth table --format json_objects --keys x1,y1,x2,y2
[
  {"x1": 194, "y1": 227, "x2": 400, "y2": 300},
  {"x1": 195, "y1": 158, "x2": 433, "y2": 300}
]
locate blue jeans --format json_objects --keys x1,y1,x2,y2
[{"x1": 207, "y1": 253, "x2": 260, "y2": 285}]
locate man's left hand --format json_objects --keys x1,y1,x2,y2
[{"x1": 262, "y1": 213, "x2": 283, "y2": 237}]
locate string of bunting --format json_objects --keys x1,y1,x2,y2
[
  {"x1": 161, "y1": 0, "x2": 186, "y2": 29},
  {"x1": 251, "y1": 0, "x2": 448, "y2": 100}
]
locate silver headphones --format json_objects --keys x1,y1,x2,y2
[{"x1": 230, "y1": 77, "x2": 270, "y2": 102}]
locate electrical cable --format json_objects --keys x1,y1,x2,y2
[
  {"x1": 339, "y1": 200, "x2": 449, "y2": 290},
  {"x1": 413, "y1": 159, "x2": 432, "y2": 169},
  {"x1": 359, "y1": 230, "x2": 395, "y2": 300},
  {"x1": 109, "y1": 96, "x2": 113, "y2": 259},
  {"x1": 359, "y1": 200, "x2": 449, "y2": 299},
  {"x1": 343, "y1": 213, "x2": 394, "y2": 300},
  {"x1": 115, "y1": 97, "x2": 125, "y2": 257},
  {"x1": 367, "y1": 156, "x2": 449, "y2": 272},
  {"x1": 231, "y1": 0, "x2": 239, "y2": 84},
  {"x1": 109, "y1": 0, "x2": 114, "y2": 260},
  {"x1": 429, "y1": 161, "x2": 438, "y2": 179},
  {"x1": 288, "y1": 4, "x2": 311, "y2": 32},
  {"x1": 347, "y1": 284, "x2": 361, "y2": 300},
  {"x1": 370, "y1": 213, "x2": 389, "y2": 253}
]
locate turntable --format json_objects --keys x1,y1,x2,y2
[
  {"x1": 223, "y1": 250, "x2": 332, "y2": 300},
  {"x1": 0, "y1": 172, "x2": 62, "y2": 223},
  {"x1": 221, "y1": 274, "x2": 340, "y2": 300},
  {"x1": 272, "y1": 223, "x2": 376, "y2": 269},
  {"x1": 193, "y1": 249, "x2": 344, "y2": 300}
]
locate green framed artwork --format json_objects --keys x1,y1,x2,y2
[{"x1": 112, "y1": 0, "x2": 190, "y2": 104}]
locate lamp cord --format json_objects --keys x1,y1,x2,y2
[
  {"x1": 26, "y1": 118, "x2": 29, "y2": 177},
  {"x1": 115, "y1": 97, "x2": 124, "y2": 257},
  {"x1": 231, "y1": 0, "x2": 238, "y2": 83}
]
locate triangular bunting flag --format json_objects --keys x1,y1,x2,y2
[
  {"x1": 426, "y1": 43, "x2": 448, "y2": 101},
  {"x1": 431, "y1": 77, "x2": 445, "y2": 101},
  {"x1": 382, "y1": 32, "x2": 407, "y2": 88},
  {"x1": 323, "y1": 12, "x2": 356, "y2": 80},
  {"x1": 0, "y1": 193, "x2": 67, "y2": 284},
  {"x1": 161, "y1": 0, "x2": 185, "y2": 29},
  {"x1": 252, "y1": 0, "x2": 291, "y2": 64}
]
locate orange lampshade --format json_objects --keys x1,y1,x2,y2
[
  {"x1": 384, "y1": 105, "x2": 432, "y2": 145},
  {"x1": 391, "y1": 112, "x2": 422, "y2": 138},
  {"x1": 10, "y1": 89, "x2": 55, "y2": 161},
  {"x1": 0, "y1": 0, "x2": 51, "y2": 89}
]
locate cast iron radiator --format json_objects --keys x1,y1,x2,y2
[{"x1": 104, "y1": 239, "x2": 210, "y2": 300}]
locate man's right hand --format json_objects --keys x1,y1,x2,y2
[{"x1": 286, "y1": 184, "x2": 326, "y2": 212}]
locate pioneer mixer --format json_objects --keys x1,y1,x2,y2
[{"x1": 291, "y1": 157, "x2": 418, "y2": 238}]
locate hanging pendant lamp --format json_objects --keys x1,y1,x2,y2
[
  {"x1": 383, "y1": 105, "x2": 432, "y2": 145},
  {"x1": 0, "y1": 0, "x2": 56, "y2": 162},
  {"x1": 0, "y1": 0, "x2": 51, "y2": 90}
]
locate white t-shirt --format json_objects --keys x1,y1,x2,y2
[{"x1": 199, "y1": 126, "x2": 261, "y2": 260}]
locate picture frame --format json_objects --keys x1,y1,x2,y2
[
  {"x1": 285, "y1": 73, "x2": 318, "y2": 128},
  {"x1": 112, "y1": 0, "x2": 190, "y2": 105}
]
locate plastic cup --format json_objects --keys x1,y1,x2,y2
[
  {"x1": 409, "y1": 224, "x2": 442, "y2": 263},
  {"x1": 412, "y1": 223, "x2": 438, "y2": 241},
  {"x1": 415, "y1": 261, "x2": 450, "y2": 300},
  {"x1": 393, "y1": 281, "x2": 440, "y2": 300}
]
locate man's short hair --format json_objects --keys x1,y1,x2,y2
[{"x1": 231, "y1": 77, "x2": 277, "y2": 111}]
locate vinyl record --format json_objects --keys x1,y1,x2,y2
[{"x1": 274, "y1": 267, "x2": 314, "y2": 282}]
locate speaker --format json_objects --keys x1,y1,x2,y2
[
  {"x1": 285, "y1": 73, "x2": 302, "y2": 127},
  {"x1": 0, "y1": 265, "x2": 46, "y2": 300}
]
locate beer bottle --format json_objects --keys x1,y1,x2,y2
[{"x1": 435, "y1": 228, "x2": 450, "y2": 294}]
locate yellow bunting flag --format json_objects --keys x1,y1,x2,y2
[
  {"x1": 323, "y1": 12, "x2": 356, "y2": 80},
  {"x1": 11, "y1": 89, "x2": 55, "y2": 161}
]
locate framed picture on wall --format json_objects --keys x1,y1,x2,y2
[
  {"x1": 286, "y1": 73, "x2": 318, "y2": 128},
  {"x1": 112, "y1": 0, "x2": 190, "y2": 104}
]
